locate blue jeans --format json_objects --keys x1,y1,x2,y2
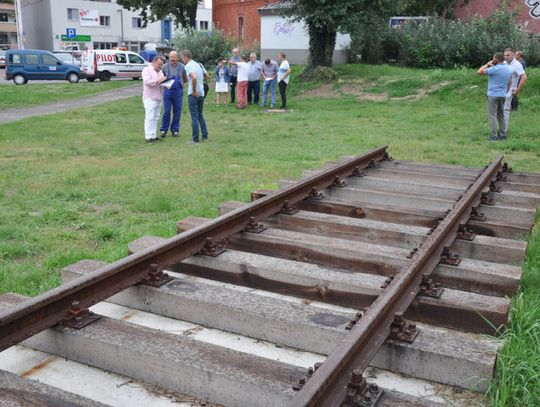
[
  {"x1": 160, "y1": 88, "x2": 183, "y2": 133},
  {"x1": 247, "y1": 80, "x2": 260, "y2": 104},
  {"x1": 261, "y1": 78, "x2": 277, "y2": 106},
  {"x1": 187, "y1": 94, "x2": 208, "y2": 142}
]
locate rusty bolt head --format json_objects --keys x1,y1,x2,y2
[
  {"x1": 351, "y1": 369, "x2": 364, "y2": 384},
  {"x1": 71, "y1": 300, "x2": 81, "y2": 311},
  {"x1": 369, "y1": 383, "x2": 379, "y2": 393}
]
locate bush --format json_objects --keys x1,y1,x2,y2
[
  {"x1": 172, "y1": 29, "x2": 236, "y2": 68},
  {"x1": 350, "y1": 7, "x2": 539, "y2": 68}
]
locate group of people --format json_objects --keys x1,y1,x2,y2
[
  {"x1": 478, "y1": 48, "x2": 527, "y2": 141},
  {"x1": 216, "y1": 49, "x2": 291, "y2": 109},
  {"x1": 141, "y1": 48, "x2": 291, "y2": 144}
]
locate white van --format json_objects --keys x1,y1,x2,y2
[{"x1": 81, "y1": 50, "x2": 148, "y2": 82}]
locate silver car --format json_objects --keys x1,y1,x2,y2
[{"x1": 53, "y1": 52, "x2": 82, "y2": 67}]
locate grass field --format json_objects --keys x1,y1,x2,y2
[
  {"x1": 0, "y1": 64, "x2": 538, "y2": 406},
  {"x1": 0, "y1": 79, "x2": 137, "y2": 110}
]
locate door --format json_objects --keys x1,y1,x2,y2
[
  {"x1": 114, "y1": 52, "x2": 129, "y2": 77},
  {"x1": 23, "y1": 53, "x2": 44, "y2": 79},
  {"x1": 40, "y1": 53, "x2": 65, "y2": 79},
  {"x1": 127, "y1": 53, "x2": 147, "y2": 78}
]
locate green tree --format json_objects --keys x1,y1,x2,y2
[
  {"x1": 283, "y1": 0, "x2": 465, "y2": 69},
  {"x1": 116, "y1": 0, "x2": 199, "y2": 29}
]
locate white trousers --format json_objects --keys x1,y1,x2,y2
[
  {"x1": 503, "y1": 90, "x2": 513, "y2": 133},
  {"x1": 143, "y1": 98, "x2": 162, "y2": 140}
]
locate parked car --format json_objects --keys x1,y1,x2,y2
[
  {"x1": 5, "y1": 49, "x2": 85, "y2": 85},
  {"x1": 81, "y1": 49, "x2": 148, "y2": 82},
  {"x1": 0, "y1": 51, "x2": 6, "y2": 68},
  {"x1": 53, "y1": 52, "x2": 82, "y2": 67}
]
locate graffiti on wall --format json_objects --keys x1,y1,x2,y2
[
  {"x1": 526, "y1": 0, "x2": 540, "y2": 18},
  {"x1": 274, "y1": 22, "x2": 295, "y2": 36}
]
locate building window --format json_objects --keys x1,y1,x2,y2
[
  {"x1": 93, "y1": 42, "x2": 117, "y2": 50},
  {"x1": 100, "y1": 16, "x2": 110, "y2": 27},
  {"x1": 132, "y1": 17, "x2": 142, "y2": 29},
  {"x1": 238, "y1": 16, "x2": 244, "y2": 41},
  {"x1": 67, "y1": 8, "x2": 78, "y2": 21},
  {"x1": 0, "y1": 13, "x2": 8, "y2": 22},
  {"x1": 200, "y1": 20, "x2": 209, "y2": 31}
]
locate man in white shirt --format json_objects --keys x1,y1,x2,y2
[
  {"x1": 229, "y1": 55, "x2": 250, "y2": 109},
  {"x1": 277, "y1": 52, "x2": 291, "y2": 110},
  {"x1": 503, "y1": 48, "x2": 527, "y2": 134}
]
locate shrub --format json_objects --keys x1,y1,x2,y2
[
  {"x1": 172, "y1": 29, "x2": 236, "y2": 68},
  {"x1": 349, "y1": 7, "x2": 539, "y2": 68}
]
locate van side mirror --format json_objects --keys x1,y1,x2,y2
[{"x1": 57, "y1": 61, "x2": 62, "y2": 66}]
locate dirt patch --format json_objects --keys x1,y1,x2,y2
[
  {"x1": 296, "y1": 80, "x2": 453, "y2": 102},
  {"x1": 296, "y1": 84, "x2": 341, "y2": 99}
]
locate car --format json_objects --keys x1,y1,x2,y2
[
  {"x1": 81, "y1": 49, "x2": 148, "y2": 82},
  {"x1": 53, "y1": 52, "x2": 82, "y2": 67},
  {"x1": 4, "y1": 49, "x2": 85, "y2": 85},
  {"x1": 0, "y1": 51, "x2": 6, "y2": 68}
]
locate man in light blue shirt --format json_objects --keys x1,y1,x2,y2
[
  {"x1": 182, "y1": 49, "x2": 209, "y2": 144},
  {"x1": 478, "y1": 52, "x2": 512, "y2": 141},
  {"x1": 247, "y1": 52, "x2": 263, "y2": 105}
]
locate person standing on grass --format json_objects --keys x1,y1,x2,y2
[
  {"x1": 182, "y1": 50, "x2": 209, "y2": 144},
  {"x1": 247, "y1": 53, "x2": 263, "y2": 105},
  {"x1": 228, "y1": 48, "x2": 241, "y2": 104},
  {"x1": 215, "y1": 59, "x2": 230, "y2": 106},
  {"x1": 478, "y1": 52, "x2": 513, "y2": 141},
  {"x1": 229, "y1": 55, "x2": 250, "y2": 109},
  {"x1": 503, "y1": 48, "x2": 527, "y2": 125},
  {"x1": 277, "y1": 52, "x2": 291, "y2": 110},
  {"x1": 159, "y1": 51, "x2": 187, "y2": 138},
  {"x1": 142, "y1": 56, "x2": 166, "y2": 143},
  {"x1": 511, "y1": 50, "x2": 526, "y2": 111},
  {"x1": 260, "y1": 58, "x2": 279, "y2": 108}
]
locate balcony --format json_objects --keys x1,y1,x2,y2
[
  {"x1": 0, "y1": 21, "x2": 16, "y2": 33},
  {"x1": 0, "y1": 3, "x2": 15, "y2": 12}
]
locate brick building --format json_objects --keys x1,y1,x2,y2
[
  {"x1": 456, "y1": 0, "x2": 540, "y2": 34},
  {"x1": 213, "y1": 0, "x2": 278, "y2": 45}
]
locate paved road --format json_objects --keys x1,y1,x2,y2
[
  {"x1": 0, "y1": 84, "x2": 142, "y2": 124},
  {"x1": 0, "y1": 68, "x2": 134, "y2": 85}
]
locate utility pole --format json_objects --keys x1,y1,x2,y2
[{"x1": 14, "y1": 0, "x2": 25, "y2": 49}]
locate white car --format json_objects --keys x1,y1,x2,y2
[
  {"x1": 54, "y1": 52, "x2": 82, "y2": 67},
  {"x1": 81, "y1": 50, "x2": 149, "y2": 82}
]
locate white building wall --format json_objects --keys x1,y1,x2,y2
[
  {"x1": 260, "y1": 15, "x2": 351, "y2": 65},
  {"x1": 21, "y1": 0, "x2": 213, "y2": 51}
]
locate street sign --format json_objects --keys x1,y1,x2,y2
[
  {"x1": 61, "y1": 34, "x2": 91, "y2": 42},
  {"x1": 66, "y1": 28, "x2": 77, "y2": 39}
]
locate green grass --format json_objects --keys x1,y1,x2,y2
[
  {"x1": 0, "y1": 63, "x2": 539, "y2": 406},
  {"x1": 0, "y1": 80, "x2": 138, "y2": 110}
]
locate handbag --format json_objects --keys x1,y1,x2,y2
[{"x1": 198, "y1": 62, "x2": 209, "y2": 98}]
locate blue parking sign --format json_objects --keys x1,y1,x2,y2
[{"x1": 66, "y1": 28, "x2": 76, "y2": 39}]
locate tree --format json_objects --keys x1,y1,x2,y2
[
  {"x1": 116, "y1": 0, "x2": 199, "y2": 29},
  {"x1": 283, "y1": 0, "x2": 466, "y2": 69}
]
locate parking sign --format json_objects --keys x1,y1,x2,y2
[{"x1": 66, "y1": 28, "x2": 77, "y2": 39}]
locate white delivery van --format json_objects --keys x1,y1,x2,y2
[{"x1": 81, "y1": 49, "x2": 149, "y2": 82}]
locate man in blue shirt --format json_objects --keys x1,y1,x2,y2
[
  {"x1": 478, "y1": 53, "x2": 512, "y2": 141},
  {"x1": 159, "y1": 51, "x2": 187, "y2": 138},
  {"x1": 182, "y1": 49, "x2": 209, "y2": 144},
  {"x1": 247, "y1": 52, "x2": 263, "y2": 105}
]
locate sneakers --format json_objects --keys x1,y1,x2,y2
[
  {"x1": 171, "y1": 132, "x2": 179, "y2": 137},
  {"x1": 188, "y1": 140, "x2": 200, "y2": 144},
  {"x1": 498, "y1": 133, "x2": 507, "y2": 140},
  {"x1": 146, "y1": 138, "x2": 159, "y2": 143},
  {"x1": 488, "y1": 134, "x2": 499, "y2": 141},
  {"x1": 159, "y1": 131, "x2": 167, "y2": 139}
]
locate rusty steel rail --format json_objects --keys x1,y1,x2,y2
[
  {"x1": 289, "y1": 155, "x2": 504, "y2": 407},
  {"x1": 0, "y1": 146, "x2": 389, "y2": 351}
]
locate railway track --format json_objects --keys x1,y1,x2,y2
[{"x1": 1, "y1": 145, "x2": 539, "y2": 407}]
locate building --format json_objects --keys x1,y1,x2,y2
[
  {"x1": 213, "y1": 0, "x2": 279, "y2": 45},
  {"x1": 455, "y1": 0, "x2": 540, "y2": 35},
  {"x1": 258, "y1": 2, "x2": 350, "y2": 65},
  {"x1": 20, "y1": 0, "x2": 212, "y2": 52},
  {"x1": 0, "y1": 0, "x2": 17, "y2": 49}
]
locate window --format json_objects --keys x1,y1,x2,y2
[
  {"x1": 67, "y1": 8, "x2": 78, "y2": 21},
  {"x1": 9, "y1": 53, "x2": 22, "y2": 64},
  {"x1": 199, "y1": 20, "x2": 209, "y2": 31},
  {"x1": 132, "y1": 17, "x2": 142, "y2": 29},
  {"x1": 128, "y1": 53, "x2": 144, "y2": 64},
  {"x1": 115, "y1": 53, "x2": 127, "y2": 63},
  {"x1": 238, "y1": 16, "x2": 244, "y2": 41},
  {"x1": 42, "y1": 54, "x2": 59, "y2": 65},
  {"x1": 100, "y1": 16, "x2": 110, "y2": 27},
  {"x1": 25, "y1": 54, "x2": 40, "y2": 65},
  {"x1": 0, "y1": 13, "x2": 8, "y2": 22},
  {"x1": 93, "y1": 42, "x2": 117, "y2": 50}
]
